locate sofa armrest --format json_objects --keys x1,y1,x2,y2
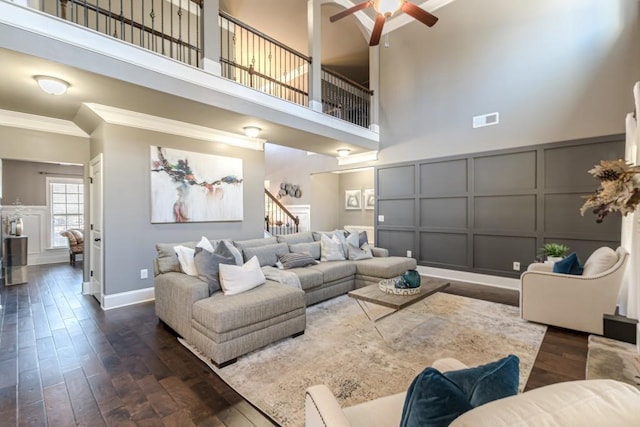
[
  {"x1": 526, "y1": 262, "x2": 554, "y2": 273},
  {"x1": 306, "y1": 385, "x2": 352, "y2": 427},
  {"x1": 155, "y1": 272, "x2": 209, "y2": 341},
  {"x1": 371, "y1": 247, "x2": 389, "y2": 257}
]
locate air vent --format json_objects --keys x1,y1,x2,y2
[{"x1": 473, "y1": 112, "x2": 500, "y2": 128}]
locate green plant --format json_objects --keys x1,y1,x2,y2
[{"x1": 540, "y1": 243, "x2": 569, "y2": 257}]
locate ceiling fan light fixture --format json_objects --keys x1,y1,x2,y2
[
  {"x1": 374, "y1": 0, "x2": 402, "y2": 17},
  {"x1": 34, "y1": 75, "x2": 69, "y2": 95},
  {"x1": 337, "y1": 148, "x2": 351, "y2": 157}
]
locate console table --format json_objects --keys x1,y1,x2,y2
[{"x1": 4, "y1": 235, "x2": 28, "y2": 285}]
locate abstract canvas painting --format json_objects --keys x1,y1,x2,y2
[{"x1": 150, "y1": 146, "x2": 243, "y2": 223}]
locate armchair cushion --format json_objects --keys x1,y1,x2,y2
[
  {"x1": 400, "y1": 355, "x2": 519, "y2": 427},
  {"x1": 582, "y1": 246, "x2": 618, "y2": 276},
  {"x1": 552, "y1": 252, "x2": 583, "y2": 275}
]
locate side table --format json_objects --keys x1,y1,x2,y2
[{"x1": 4, "y1": 235, "x2": 28, "y2": 285}]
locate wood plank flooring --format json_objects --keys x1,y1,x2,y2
[{"x1": 0, "y1": 263, "x2": 588, "y2": 426}]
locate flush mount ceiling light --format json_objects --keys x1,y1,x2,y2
[
  {"x1": 243, "y1": 126, "x2": 261, "y2": 138},
  {"x1": 336, "y1": 149, "x2": 351, "y2": 157},
  {"x1": 34, "y1": 75, "x2": 70, "y2": 95}
]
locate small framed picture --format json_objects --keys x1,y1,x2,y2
[
  {"x1": 345, "y1": 190, "x2": 362, "y2": 210},
  {"x1": 364, "y1": 189, "x2": 375, "y2": 210}
]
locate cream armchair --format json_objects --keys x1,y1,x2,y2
[{"x1": 520, "y1": 247, "x2": 629, "y2": 334}]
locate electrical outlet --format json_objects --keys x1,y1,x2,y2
[
  {"x1": 407, "y1": 250, "x2": 412, "y2": 257},
  {"x1": 140, "y1": 269, "x2": 148, "y2": 279},
  {"x1": 378, "y1": 215, "x2": 385, "y2": 222},
  {"x1": 513, "y1": 262, "x2": 520, "y2": 271}
]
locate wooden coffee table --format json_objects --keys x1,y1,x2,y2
[{"x1": 348, "y1": 278, "x2": 450, "y2": 338}]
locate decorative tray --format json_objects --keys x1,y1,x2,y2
[{"x1": 379, "y1": 278, "x2": 422, "y2": 295}]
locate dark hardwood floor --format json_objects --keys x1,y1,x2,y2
[{"x1": 0, "y1": 264, "x2": 588, "y2": 426}]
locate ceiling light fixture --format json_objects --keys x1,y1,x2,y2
[
  {"x1": 243, "y1": 126, "x2": 261, "y2": 138},
  {"x1": 374, "y1": 0, "x2": 402, "y2": 17},
  {"x1": 34, "y1": 75, "x2": 70, "y2": 96},
  {"x1": 336, "y1": 149, "x2": 351, "y2": 157}
]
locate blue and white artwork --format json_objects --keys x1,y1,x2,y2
[{"x1": 150, "y1": 146, "x2": 243, "y2": 223}]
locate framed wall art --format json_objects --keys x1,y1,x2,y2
[
  {"x1": 345, "y1": 189, "x2": 362, "y2": 210},
  {"x1": 363, "y1": 189, "x2": 375, "y2": 210},
  {"x1": 150, "y1": 146, "x2": 243, "y2": 223}
]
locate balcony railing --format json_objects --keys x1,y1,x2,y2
[
  {"x1": 36, "y1": 1, "x2": 372, "y2": 129},
  {"x1": 41, "y1": 0, "x2": 201, "y2": 67}
]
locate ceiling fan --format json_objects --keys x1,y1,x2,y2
[{"x1": 330, "y1": 0, "x2": 438, "y2": 46}]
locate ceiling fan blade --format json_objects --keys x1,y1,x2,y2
[
  {"x1": 330, "y1": 1, "x2": 372, "y2": 23},
  {"x1": 401, "y1": 1, "x2": 439, "y2": 27},
  {"x1": 369, "y1": 14, "x2": 386, "y2": 46}
]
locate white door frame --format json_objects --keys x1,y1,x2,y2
[{"x1": 89, "y1": 153, "x2": 104, "y2": 307}]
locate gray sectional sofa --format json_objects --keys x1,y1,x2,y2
[{"x1": 154, "y1": 231, "x2": 416, "y2": 367}]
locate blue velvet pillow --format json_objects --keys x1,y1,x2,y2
[
  {"x1": 400, "y1": 355, "x2": 519, "y2": 427},
  {"x1": 552, "y1": 252, "x2": 583, "y2": 275}
]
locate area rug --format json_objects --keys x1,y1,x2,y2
[
  {"x1": 180, "y1": 293, "x2": 546, "y2": 427},
  {"x1": 587, "y1": 335, "x2": 640, "y2": 388}
]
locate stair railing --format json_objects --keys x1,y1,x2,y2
[{"x1": 265, "y1": 189, "x2": 299, "y2": 235}]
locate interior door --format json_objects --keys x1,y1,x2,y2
[{"x1": 89, "y1": 154, "x2": 104, "y2": 306}]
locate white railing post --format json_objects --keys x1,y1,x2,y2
[
  {"x1": 201, "y1": 0, "x2": 222, "y2": 75},
  {"x1": 307, "y1": 0, "x2": 322, "y2": 112}
]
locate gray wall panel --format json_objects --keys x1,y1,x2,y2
[
  {"x1": 420, "y1": 197, "x2": 467, "y2": 229},
  {"x1": 377, "y1": 230, "x2": 414, "y2": 257},
  {"x1": 378, "y1": 199, "x2": 415, "y2": 227},
  {"x1": 474, "y1": 151, "x2": 536, "y2": 193},
  {"x1": 474, "y1": 235, "x2": 536, "y2": 272},
  {"x1": 475, "y1": 195, "x2": 536, "y2": 232},
  {"x1": 420, "y1": 233, "x2": 468, "y2": 267},
  {"x1": 378, "y1": 165, "x2": 414, "y2": 197},
  {"x1": 420, "y1": 159, "x2": 467, "y2": 195},
  {"x1": 545, "y1": 141, "x2": 624, "y2": 189},
  {"x1": 544, "y1": 193, "x2": 620, "y2": 237}
]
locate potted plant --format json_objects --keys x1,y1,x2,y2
[{"x1": 540, "y1": 243, "x2": 569, "y2": 264}]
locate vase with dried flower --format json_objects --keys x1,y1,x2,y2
[{"x1": 580, "y1": 159, "x2": 640, "y2": 222}]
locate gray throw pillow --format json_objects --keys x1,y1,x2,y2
[
  {"x1": 288, "y1": 241, "x2": 321, "y2": 260},
  {"x1": 243, "y1": 242, "x2": 290, "y2": 266},
  {"x1": 278, "y1": 252, "x2": 318, "y2": 269},
  {"x1": 194, "y1": 241, "x2": 237, "y2": 295}
]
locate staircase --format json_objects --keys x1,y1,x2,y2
[{"x1": 264, "y1": 189, "x2": 299, "y2": 236}]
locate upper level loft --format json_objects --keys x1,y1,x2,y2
[{"x1": 0, "y1": 0, "x2": 383, "y2": 158}]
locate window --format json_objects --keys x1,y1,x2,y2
[{"x1": 48, "y1": 178, "x2": 84, "y2": 248}]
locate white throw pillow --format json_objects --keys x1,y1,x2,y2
[
  {"x1": 196, "y1": 236, "x2": 215, "y2": 253},
  {"x1": 320, "y1": 233, "x2": 346, "y2": 262},
  {"x1": 174, "y1": 245, "x2": 198, "y2": 276},
  {"x1": 346, "y1": 232, "x2": 373, "y2": 261},
  {"x1": 219, "y1": 256, "x2": 266, "y2": 295},
  {"x1": 582, "y1": 247, "x2": 618, "y2": 276}
]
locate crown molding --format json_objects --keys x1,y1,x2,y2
[
  {"x1": 83, "y1": 103, "x2": 265, "y2": 151},
  {"x1": 0, "y1": 108, "x2": 88, "y2": 137}
]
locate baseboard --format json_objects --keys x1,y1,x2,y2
[
  {"x1": 102, "y1": 287, "x2": 155, "y2": 310},
  {"x1": 417, "y1": 266, "x2": 520, "y2": 291},
  {"x1": 28, "y1": 249, "x2": 69, "y2": 266},
  {"x1": 82, "y1": 281, "x2": 91, "y2": 295}
]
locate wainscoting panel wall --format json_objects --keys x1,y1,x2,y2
[{"x1": 375, "y1": 135, "x2": 624, "y2": 278}]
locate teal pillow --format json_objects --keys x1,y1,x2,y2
[
  {"x1": 553, "y1": 252, "x2": 583, "y2": 275},
  {"x1": 400, "y1": 355, "x2": 519, "y2": 427}
]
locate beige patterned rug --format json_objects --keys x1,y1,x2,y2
[
  {"x1": 587, "y1": 335, "x2": 640, "y2": 388},
  {"x1": 180, "y1": 293, "x2": 546, "y2": 427}
]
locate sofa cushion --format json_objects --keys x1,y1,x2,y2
[
  {"x1": 233, "y1": 236, "x2": 278, "y2": 251},
  {"x1": 552, "y1": 252, "x2": 583, "y2": 275},
  {"x1": 289, "y1": 241, "x2": 321, "y2": 260},
  {"x1": 582, "y1": 247, "x2": 618, "y2": 276},
  {"x1": 276, "y1": 231, "x2": 314, "y2": 244},
  {"x1": 174, "y1": 245, "x2": 198, "y2": 276},
  {"x1": 355, "y1": 256, "x2": 417, "y2": 279},
  {"x1": 278, "y1": 252, "x2": 318, "y2": 269},
  {"x1": 308, "y1": 260, "x2": 356, "y2": 283},
  {"x1": 193, "y1": 242, "x2": 237, "y2": 295},
  {"x1": 192, "y1": 280, "x2": 305, "y2": 334},
  {"x1": 285, "y1": 267, "x2": 324, "y2": 291},
  {"x1": 243, "y1": 242, "x2": 290, "y2": 266},
  {"x1": 219, "y1": 256, "x2": 266, "y2": 296},
  {"x1": 346, "y1": 232, "x2": 373, "y2": 261},
  {"x1": 400, "y1": 355, "x2": 519, "y2": 427},
  {"x1": 320, "y1": 233, "x2": 346, "y2": 262}
]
